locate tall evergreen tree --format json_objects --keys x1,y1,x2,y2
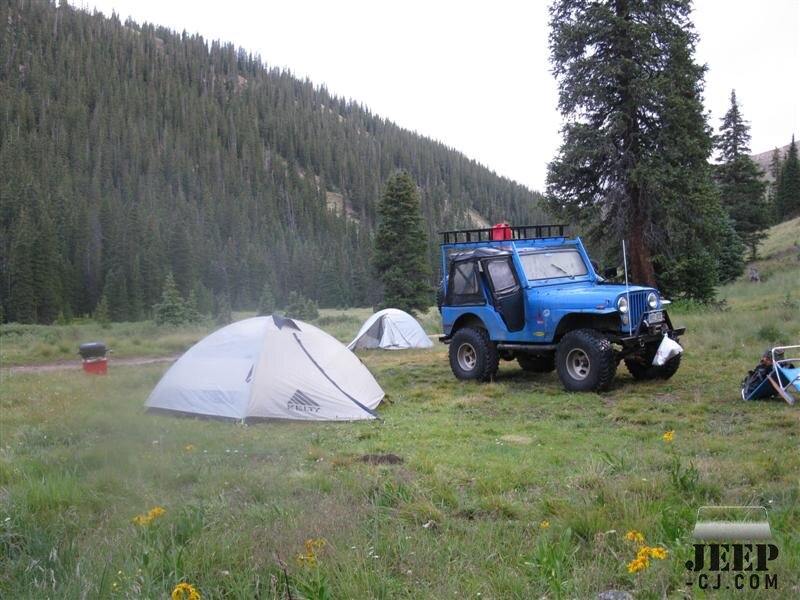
[
  {"x1": 775, "y1": 136, "x2": 800, "y2": 219},
  {"x1": 716, "y1": 90, "x2": 750, "y2": 162},
  {"x1": 257, "y1": 281, "x2": 276, "y2": 316},
  {"x1": 767, "y1": 147, "x2": 783, "y2": 216},
  {"x1": 102, "y1": 267, "x2": 130, "y2": 322},
  {"x1": 714, "y1": 90, "x2": 768, "y2": 260},
  {"x1": 547, "y1": 0, "x2": 738, "y2": 299},
  {"x1": 6, "y1": 208, "x2": 37, "y2": 323},
  {"x1": 373, "y1": 172, "x2": 432, "y2": 314},
  {"x1": 153, "y1": 272, "x2": 189, "y2": 325}
]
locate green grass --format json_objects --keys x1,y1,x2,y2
[
  {"x1": 0, "y1": 319, "x2": 214, "y2": 367},
  {"x1": 1, "y1": 227, "x2": 799, "y2": 598},
  {"x1": 0, "y1": 309, "x2": 443, "y2": 368}
]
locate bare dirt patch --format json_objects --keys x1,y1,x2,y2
[{"x1": 358, "y1": 454, "x2": 404, "y2": 465}]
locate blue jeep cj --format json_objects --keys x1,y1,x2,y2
[{"x1": 438, "y1": 224, "x2": 685, "y2": 392}]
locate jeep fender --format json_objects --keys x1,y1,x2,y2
[
  {"x1": 552, "y1": 311, "x2": 619, "y2": 343},
  {"x1": 447, "y1": 313, "x2": 487, "y2": 337}
]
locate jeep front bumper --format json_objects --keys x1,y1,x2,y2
[{"x1": 610, "y1": 309, "x2": 685, "y2": 352}]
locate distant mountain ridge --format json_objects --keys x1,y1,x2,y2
[
  {"x1": 0, "y1": 1, "x2": 545, "y2": 323},
  {"x1": 750, "y1": 143, "x2": 792, "y2": 182}
]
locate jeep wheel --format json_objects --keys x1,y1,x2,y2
[
  {"x1": 449, "y1": 327, "x2": 499, "y2": 382},
  {"x1": 625, "y1": 351, "x2": 681, "y2": 380},
  {"x1": 555, "y1": 329, "x2": 616, "y2": 392},
  {"x1": 517, "y1": 354, "x2": 555, "y2": 373}
]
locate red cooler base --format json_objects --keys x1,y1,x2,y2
[{"x1": 83, "y1": 359, "x2": 108, "y2": 375}]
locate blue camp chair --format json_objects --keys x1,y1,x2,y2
[{"x1": 742, "y1": 345, "x2": 799, "y2": 405}]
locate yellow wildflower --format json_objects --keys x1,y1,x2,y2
[
  {"x1": 172, "y1": 582, "x2": 201, "y2": 600},
  {"x1": 132, "y1": 506, "x2": 167, "y2": 526},
  {"x1": 184, "y1": 444, "x2": 196, "y2": 452},
  {"x1": 296, "y1": 538, "x2": 326, "y2": 567},
  {"x1": 662, "y1": 430, "x2": 675, "y2": 442},
  {"x1": 642, "y1": 546, "x2": 669, "y2": 560},
  {"x1": 623, "y1": 530, "x2": 644, "y2": 544},
  {"x1": 539, "y1": 520, "x2": 550, "y2": 529},
  {"x1": 627, "y1": 545, "x2": 668, "y2": 573},
  {"x1": 627, "y1": 555, "x2": 650, "y2": 573}
]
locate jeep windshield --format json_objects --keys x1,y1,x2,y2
[{"x1": 518, "y1": 248, "x2": 589, "y2": 281}]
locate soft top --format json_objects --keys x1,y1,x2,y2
[{"x1": 448, "y1": 246, "x2": 512, "y2": 262}]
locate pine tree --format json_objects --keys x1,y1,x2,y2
[
  {"x1": 716, "y1": 91, "x2": 750, "y2": 162},
  {"x1": 373, "y1": 172, "x2": 432, "y2": 314},
  {"x1": 284, "y1": 290, "x2": 319, "y2": 321},
  {"x1": 775, "y1": 136, "x2": 800, "y2": 219},
  {"x1": 129, "y1": 255, "x2": 145, "y2": 321},
  {"x1": 153, "y1": 272, "x2": 189, "y2": 325},
  {"x1": 767, "y1": 147, "x2": 783, "y2": 217},
  {"x1": 257, "y1": 282, "x2": 276, "y2": 315},
  {"x1": 6, "y1": 208, "x2": 37, "y2": 323},
  {"x1": 193, "y1": 281, "x2": 215, "y2": 316},
  {"x1": 715, "y1": 90, "x2": 769, "y2": 260},
  {"x1": 102, "y1": 267, "x2": 130, "y2": 322},
  {"x1": 184, "y1": 289, "x2": 202, "y2": 322},
  {"x1": 214, "y1": 291, "x2": 233, "y2": 325},
  {"x1": 31, "y1": 206, "x2": 62, "y2": 324},
  {"x1": 547, "y1": 0, "x2": 735, "y2": 300},
  {"x1": 94, "y1": 293, "x2": 110, "y2": 326}
]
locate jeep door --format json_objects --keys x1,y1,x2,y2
[{"x1": 483, "y1": 257, "x2": 525, "y2": 332}]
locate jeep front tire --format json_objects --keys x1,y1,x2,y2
[
  {"x1": 449, "y1": 327, "x2": 499, "y2": 382},
  {"x1": 625, "y1": 348, "x2": 681, "y2": 380},
  {"x1": 555, "y1": 329, "x2": 616, "y2": 392}
]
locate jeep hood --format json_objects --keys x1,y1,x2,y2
[{"x1": 532, "y1": 281, "x2": 655, "y2": 309}]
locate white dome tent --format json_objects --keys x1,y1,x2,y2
[
  {"x1": 348, "y1": 308, "x2": 433, "y2": 351},
  {"x1": 146, "y1": 315, "x2": 384, "y2": 421}
]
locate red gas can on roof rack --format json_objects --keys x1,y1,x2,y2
[{"x1": 491, "y1": 223, "x2": 512, "y2": 241}]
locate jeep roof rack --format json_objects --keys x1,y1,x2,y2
[{"x1": 439, "y1": 224, "x2": 567, "y2": 245}]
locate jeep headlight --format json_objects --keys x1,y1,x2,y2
[
  {"x1": 617, "y1": 296, "x2": 629, "y2": 313},
  {"x1": 647, "y1": 292, "x2": 658, "y2": 309}
]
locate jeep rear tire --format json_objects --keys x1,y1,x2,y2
[
  {"x1": 555, "y1": 329, "x2": 616, "y2": 392},
  {"x1": 517, "y1": 354, "x2": 555, "y2": 373},
  {"x1": 449, "y1": 327, "x2": 499, "y2": 382},
  {"x1": 625, "y1": 351, "x2": 681, "y2": 380}
]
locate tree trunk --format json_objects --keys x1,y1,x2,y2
[{"x1": 628, "y1": 211, "x2": 657, "y2": 287}]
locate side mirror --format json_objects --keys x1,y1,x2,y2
[{"x1": 603, "y1": 267, "x2": 618, "y2": 279}]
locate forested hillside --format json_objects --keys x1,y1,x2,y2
[{"x1": 0, "y1": 1, "x2": 545, "y2": 323}]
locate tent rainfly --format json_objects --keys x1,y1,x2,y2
[
  {"x1": 348, "y1": 308, "x2": 433, "y2": 351},
  {"x1": 146, "y1": 315, "x2": 384, "y2": 421}
]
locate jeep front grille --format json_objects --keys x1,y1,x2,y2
[{"x1": 627, "y1": 291, "x2": 648, "y2": 331}]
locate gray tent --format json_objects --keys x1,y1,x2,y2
[
  {"x1": 348, "y1": 308, "x2": 433, "y2": 350},
  {"x1": 146, "y1": 315, "x2": 384, "y2": 421}
]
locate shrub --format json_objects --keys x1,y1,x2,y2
[{"x1": 284, "y1": 291, "x2": 319, "y2": 321}]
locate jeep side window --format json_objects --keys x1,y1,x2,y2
[
  {"x1": 485, "y1": 259, "x2": 518, "y2": 294},
  {"x1": 448, "y1": 261, "x2": 484, "y2": 305}
]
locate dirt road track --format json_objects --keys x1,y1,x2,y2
[{"x1": 2, "y1": 355, "x2": 179, "y2": 375}]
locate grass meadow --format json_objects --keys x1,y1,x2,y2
[{"x1": 1, "y1": 220, "x2": 799, "y2": 598}]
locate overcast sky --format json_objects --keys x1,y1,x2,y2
[{"x1": 76, "y1": 0, "x2": 799, "y2": 192}]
